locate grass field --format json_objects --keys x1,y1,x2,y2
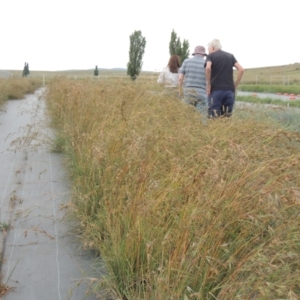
[
  {"x1": 238, "y1": 63, "x2": 300, "y2": 85},
  {"x1": 4, "y1": 61, "x2": 300, "y2": 85},
  {"x1": 2, "y1": 65, "x2": 300, "y2": 299},
  {"x1": 46, "y1": 77, "x2": 300, "y2": 300}
]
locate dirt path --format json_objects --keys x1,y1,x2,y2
[{"x1": 0, "y1": 89, "x2": 103, "y2": 299}]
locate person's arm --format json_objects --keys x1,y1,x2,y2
[
  {"x1": 234, "y1": 62, "x2": 244, "y2": 90},
  {"x1": 178, "y1": 73, "x2": 184, "y2": 96},
  {"x1": 178, "y1": 73, "x2": 184, "y2": 87},
  {"x1": 205, "y1": 61, "x2": 212, "y2": 95}
]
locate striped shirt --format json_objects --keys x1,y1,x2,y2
[{"x1": 179, "y1": 55, "x2": 206, "y2": 90}]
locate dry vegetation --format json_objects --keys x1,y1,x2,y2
[
  {"x1": 46, "y1": 77, "x2": 300, "y2": 299},
  {"x1": 0, "y1": 77, "x2": 42, "y2": 106}
]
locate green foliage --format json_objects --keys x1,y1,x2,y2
[
  {"x1": 94, "y1": 65, "x2": 99, "y2": 76},
  {"x1": 169, "y1": 30, "x2": 177, "y2": 56},
  {"x1": 181, "y1": 39, "x2": 190, "y2": 63},
  {"x1": 0, "y1": 222, "x2": 10, "y2": 231},
  {"x1": 236, "y1": 102, "x2": 300, "y2": 132},
  {"x1": 22, "y1": 62, "x2": 30, "y2": 77},
  {"x1": 169, "y1": 29, "x2": 190, "y2": 64},
  {"x1": 51, "y1": 134, "x2": 68, "y2": 153},
  {"x1": 127, "y1": 30, "x2": 146, "y2": 80}
]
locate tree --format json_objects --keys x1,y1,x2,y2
[
  {"x1": 22, "y1": 62, "x2": 29, "y2": 77},
  {"x1": 169, "y1": 30, "x2": 178, "y2": 57},
  {"x1": 169, "y1": 29, "x2": 190, "y2": 64},
  {"x1": 127, "y1": 30, "x2": 146, "y2": 80},
  {"x1": 94, "y1": 65, "x2": 99, "y2": 76},
  {"x1": 175, "y1": 37, "x2": 182, "y2": 58},
  {"x1": 181, "y1": 39, "x2": 190, "y2": 63}
]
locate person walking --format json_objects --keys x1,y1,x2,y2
[
  {"x1": 157, "y1": 55, "x2": 181, "y2": 88},
  {"x1": 205, "y1": 39, "x2": 244, "y2": 117},
  {"x1": 178, "y1": 45, "x2": 207, "y2": 118}
]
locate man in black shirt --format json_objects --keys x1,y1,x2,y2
[{"x1": 205, "y1": 39, "x2": 244, "y2": 117}]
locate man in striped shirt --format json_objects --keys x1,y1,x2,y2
[{"x1": 178, "y1": 45, "x2": 207, "y2": 118}]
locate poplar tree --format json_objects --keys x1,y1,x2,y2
[
  {"x1": 169, "y1": 30, "x2": 178, "y2": 56},
  {"x1": 169, "y1": 29, "x2": 190, "y2": 64},
  {"x1": 181, "y1": 39, "x2": 190, "y2": 63},
  {"x1": 127, "y1": 30, "x2": 146, "y2": 80},
  {"x1": 22, "y1": 62, "x2": 30, "y2": 77},
  {"x1": 94, "y1": 65, "x2": 99, "y2": 76}
]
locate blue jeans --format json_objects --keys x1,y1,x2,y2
[{"x1": 208, "y1": 90, "x2": 235, "y2": 117}]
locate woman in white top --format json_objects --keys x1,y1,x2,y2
[{"x1": 157, "y1": 55, "x2": 181, "y2": 88}]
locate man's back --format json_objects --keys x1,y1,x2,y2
[
  {"x1": 179, "y1": 56, "x2": 206, "y2": 90},
  {"x1": 206, "y1": 50, "x2": 237, "y2": 92}
]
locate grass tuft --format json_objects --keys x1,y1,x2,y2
[{"x1": 0, "y1": 77, "x2": 42, "y2": 106}]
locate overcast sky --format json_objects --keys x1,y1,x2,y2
[{"x1": 0, "y1": 0, "x2": 299, "y2": 71}]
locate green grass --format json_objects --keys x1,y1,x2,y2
[
  {"x1": 0, "y1": 222, "x2": 10, "y2": 232},
  {"x1": 239, "y1": 84, "x2": 300, "y2": 94},
  {"x1": 235, "y1": 102, "x2": 300, "y2": 132},
  {"x1": 236, "y1": 95, "x2": 300, "y2": 108}
]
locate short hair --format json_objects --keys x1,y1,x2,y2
[
  {"x1": 208, "y1": 39, "x2": 222, "y2": 50},
  {"x1": 168, "y1": 55, "x2": 181, "y2": 73}
]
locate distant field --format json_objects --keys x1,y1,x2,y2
[
  {"x1": 3, "y1": 68, "x2": 157, "y2": 79},
  {"x1": 3, "y1": 62, "x2": 300, "y2": 85},
  {"x1": 237, "y1": 62, "x2": 300, "y2": 85}
]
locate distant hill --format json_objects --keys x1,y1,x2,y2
[
  {"x1": 235, "y1": 63, "x2": 300, "y2": 85},
  {"x1": 63, "y1": 68, "x2": 126, "y2": 72},
  {"x1": 110, "y1": 68, "x2": 127, "y2": 71}
]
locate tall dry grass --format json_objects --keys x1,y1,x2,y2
[
  {"x1": 46, "y1": 77, "x2": 300, "y2": 300},
  {"x1": 0, "y1": 77, "x2": 42, "y2": 105}
]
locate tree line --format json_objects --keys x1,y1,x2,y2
[
  {"x1": 126, "y1": 29, "x2": 189, "y2": 81},
  {"x1": 22, "y1": 30, "x2": 189, "y2": 80},
  {"x1": 93, "y1": 29, "x2": 189, "y2": 81}
]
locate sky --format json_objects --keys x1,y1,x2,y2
[{"x1": 0, "y1": 0, "x2": 299, "y2": 72}]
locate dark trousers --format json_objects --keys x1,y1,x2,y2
[{"x1": 208, "y1": 90, "x2": 235, "y2": 117}]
